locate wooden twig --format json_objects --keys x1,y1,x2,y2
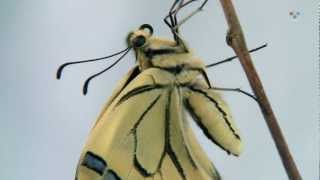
[{"x1": 218, "y1": 0, "x2": 302, "y2": 179}]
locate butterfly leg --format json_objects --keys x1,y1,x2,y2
[
  {"x1": 163, "y1": 0, "x2": 180, "y2": 41},
  {"x1": 211, "y1": 86, "x2": 258, "y2": 102},
  {"x1": 163, "y1": 0, "x2": 199, "y2": 50},
  {"x1": 173, "y1": 0, "x2": 209, "y2": 31}
]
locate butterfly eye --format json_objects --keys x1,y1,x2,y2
[
  {"x1": 139, "y1": 24, "x2": 153, "y2": 35},
  {"x1": 132, "y1": 35, "x2": 146, "y2": 48}
]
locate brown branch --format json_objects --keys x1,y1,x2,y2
[{"x1": 218, "y1": 0, "x2": 302, "y2": 179}]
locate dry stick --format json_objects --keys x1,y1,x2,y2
[{"x1": 218, "y1": 0, "x2": 302, "y2": 179}]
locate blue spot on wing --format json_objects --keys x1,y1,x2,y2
[{"x1": 81, "y1": 151, "x2": 107, "y2": 175}]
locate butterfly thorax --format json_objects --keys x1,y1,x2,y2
[{"x1": 137, "y1": 37, "x2": 206, "y2": 86}]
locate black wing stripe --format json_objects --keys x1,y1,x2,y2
[
  {"x1": 110, "y1": 66, "x2": 141, "y2": 106},
  {"x1": 165, "y1": 89, "x2": 186, "y2": 180},
  {"x1": 189, "y1": 87, "x2": 241, "y2": 140},
  {"x1": 133, "y1": 155, "x2": 151, "y2": 177},
  {"x1": 117, "y1": 84, "x2": 164, "y2": 106},
  {"x1": 159, "y1": 170, "x2": 164, "y2": 180},
  {"x1": 184, "y1": 141, "x2": 197, "y2": 169},
  {"x1": 211, "y1": 163, "x2": 222, "y2": 180},
  {"x1": 132, "y1": 95, "x2": 162, "y2": 177},
  {"x1": 104, "y1": 169, "x2": 121, "y2": 180},
  {"x1": 130, "y1": 94, "x2": 162, "y2": 133},
  {"x1": 184, "y1": 99, "x2": 234, "y2": 155},
  {"x1": 177, "y1": 87, "x2": 197, "y2": 169},
  {"x1": 167, "y1": 145, "x2": 186, "y2": 180},
  {"x1": 121, "y1": 66, "x2": 141, "y2": 91}
]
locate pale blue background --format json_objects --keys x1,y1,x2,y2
[{"x1": 0, "y1": 0, "x2": 318, "y2": 179}]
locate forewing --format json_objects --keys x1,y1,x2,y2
[
  {"x1": 93, "y1": 66, "x2": 140, "y2": 129},
  {"x1": 76, "y1": 69, "x2": 168, "y2": 180},
  {"x1": 135, "y1": 93, "x2": 166, "y2": 175}
]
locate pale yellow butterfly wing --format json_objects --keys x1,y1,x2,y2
[
  {"x1": 75, "y1": 65, "x2": 141, "y2": 180},
  {"x1": 163, "y1": 87, "x2": 216, "y2": 180},
  {"x1": 76, "y1": 68, "x2": 224, "y2": 180},
  {"x1": 76, "y1": 68, "x2": 168, "y2": 180},
  {"x1": 184, "y1": 123, "x2": 221, "y2": 179},
  {"x1": 180, "y1": 95, "x2": 221, "y2": 179},
  {"x1": 92, "y1": 65, "x2": 140, "y2": 129},
  {"x1": 184, "y1": 81, "x2": 243, "y2": 156}
]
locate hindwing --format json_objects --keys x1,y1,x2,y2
[{"x1": 184, "y1": 80, "x2": 243, "y2": 156}]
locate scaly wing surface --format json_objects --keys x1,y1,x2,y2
[
  {"x1": 76, "y1": 68, "x2": 167, "y2": 180},
  {"x1": 184, "y1": 81, "x2": 243, "y2": 156}
]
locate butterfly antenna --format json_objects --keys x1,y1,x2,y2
[
  {"x1": 82, "y1": 47, "x2": 131, "y2": 95},
  {"x1": 56, "y1": 47, "x2": 130, "y2": 79}
]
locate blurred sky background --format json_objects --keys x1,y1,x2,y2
[{"x1": 0, "y1": 0, "x2": 318, "y2": 179}]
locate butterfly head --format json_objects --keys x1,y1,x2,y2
[{"x1": 127, "y1": 24, "x2": 153, "y2": 49}]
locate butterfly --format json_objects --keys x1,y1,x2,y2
[{"x1": 57, "y1": 1, "x2": 244, "y2": 179}]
